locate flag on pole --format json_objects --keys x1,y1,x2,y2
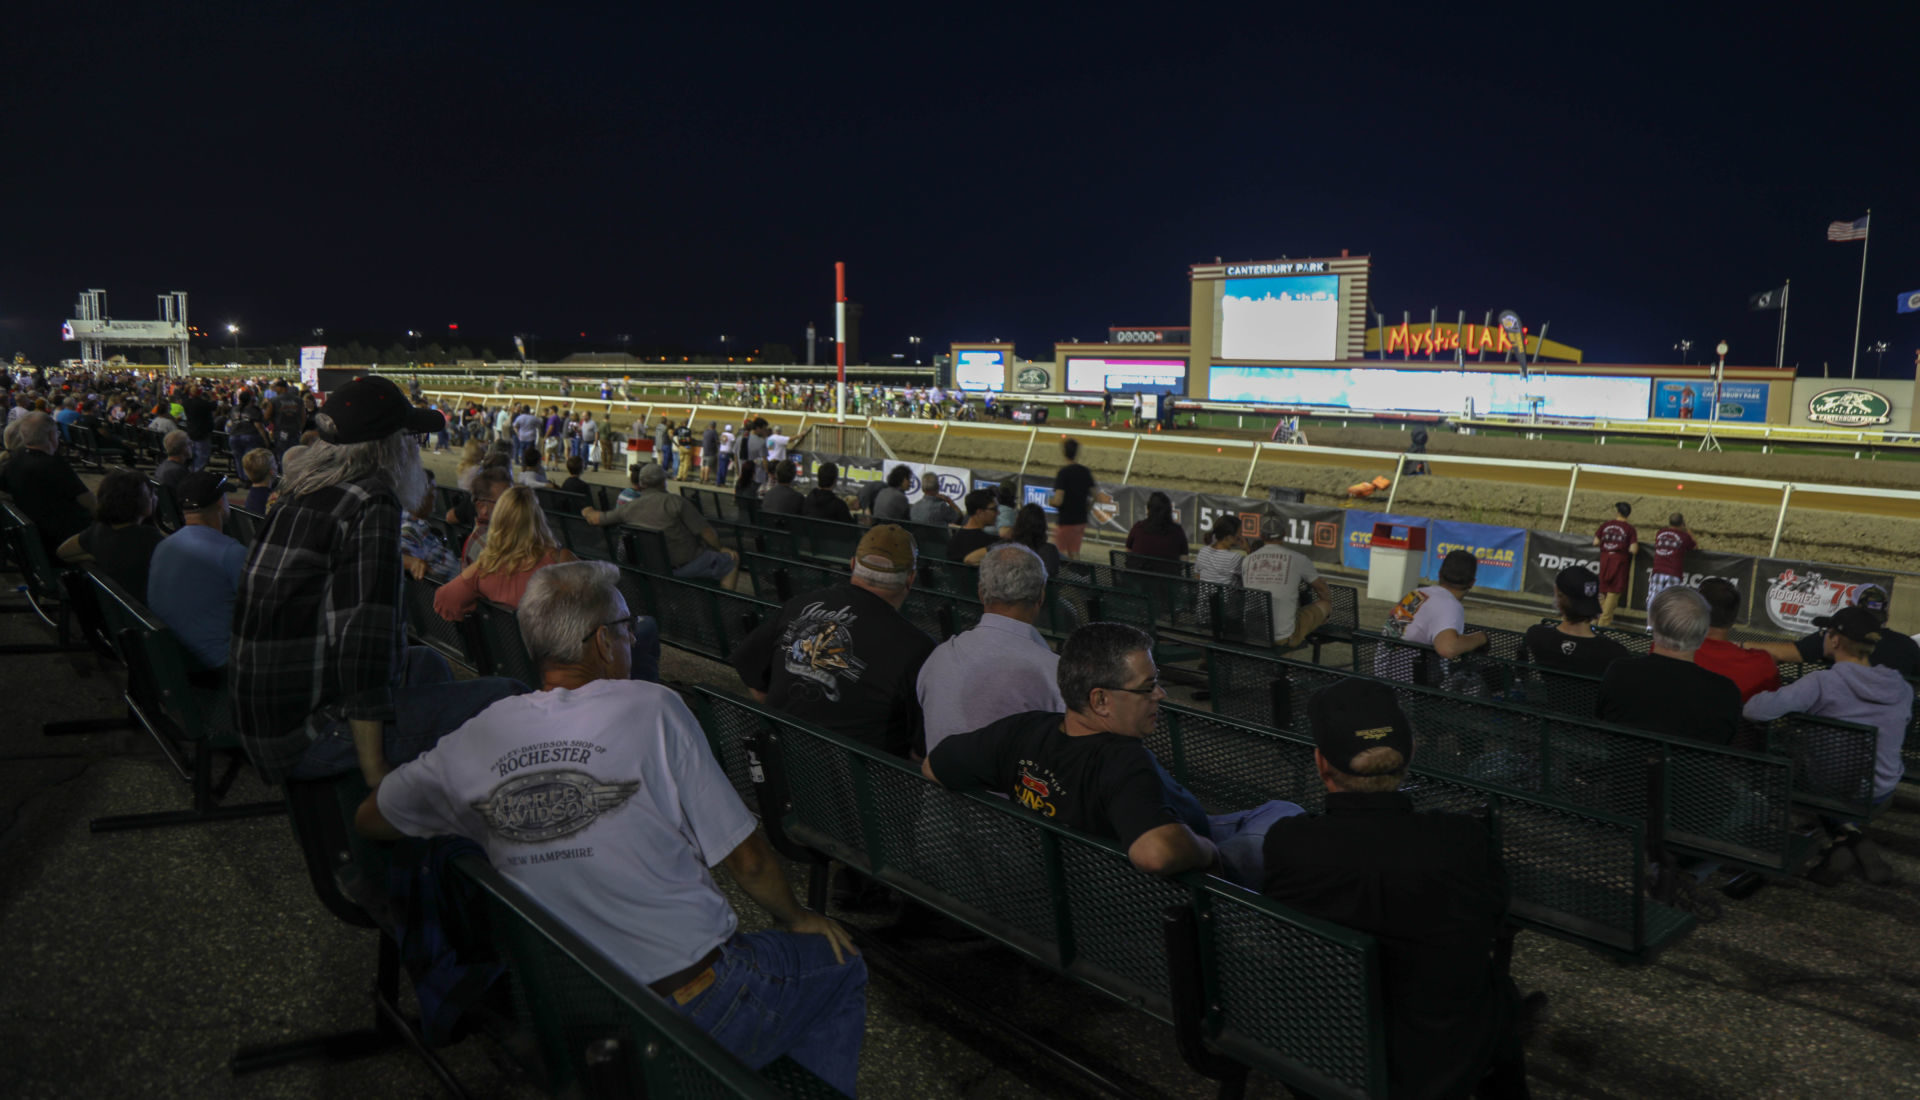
[
  {"x1": 1747, "y1": 285, "x2": 1787, "y2": 310},
  {"x1": 1899, "y1": 289, "x2": 1920, "y2": 315},
  {"x1": 1827, "y1": 215, "x2": 1870, "y2": 241}
]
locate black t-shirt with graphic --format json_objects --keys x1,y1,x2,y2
[
  {"x1": 927, "y1": 710, "x2": 1180, "y2": 849},
  {"x1": 729, "y1": 582, "x2": 936, "y2": 757},
  {"x1": 1522, "y1": 624, "x2": 1630, "y2": 677}
]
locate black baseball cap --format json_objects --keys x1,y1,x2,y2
[
  {"x1": 1438, "y1": 548, "x2": 1478, "y2": 587},
  {"x1": 1555, "y1": 566, "x2": 1603, "y2": 619},
  {"x1": 316, "y1": 376, "x2": 444, "y2": 444},
  {"x1": 1852, "y1": 584, "x2": 1890, "y2": 622},
  {"x1": 176, "y1": 471, "x2": 230, "y2": 511},
  {"x1": 1308, "y1": 679, "x2": 1414, "y2": 773},
  {"x1": 1813, "y1": 605, "x2": 1883, "y2": 644}
]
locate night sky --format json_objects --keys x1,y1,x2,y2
[{"x1": 6, "y1": 4, "x2": 1916, "y2": 376}]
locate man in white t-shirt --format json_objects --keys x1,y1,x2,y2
[
  {"x1": 1236, "y1": 539, "x2": 1332, "y2": 648},
  {"x1": 356, "y1": 561, "x2": 866, "y2": 1093},
  {"x1": 766, "y1": 427, "x2": 790, "y2": 464},
  {"x1": 1375, "y1": 549, "x2": 1489, "y2": 683}
]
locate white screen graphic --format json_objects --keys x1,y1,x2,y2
[
  {"x1": 1219, "y1": 275, "x2": 1341, "y2": 361},
  {"x1": 1064, "y1": 358, "x2": 1187, "y2": 393},
  {"x1": 955, "y1": 350, "x2": 1005, "y2": 392},
  {"x1": 1207, "y1": 366, "x2": 1652, "y2": 420}
]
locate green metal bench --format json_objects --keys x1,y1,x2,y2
[
  {"x1": 688, "y1": 686, "x2": 1393, "y2": 1100},
  {"x1": 612, "y1": 563, "x2": 778, "y2": 662}
]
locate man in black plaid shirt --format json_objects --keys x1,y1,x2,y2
[{"x1": 231, "y1": 376, "x2": 525, "y2": 785}]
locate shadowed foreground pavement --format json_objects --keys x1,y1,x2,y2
[{"x1": 1, "y1": 576, "x2": 1916, "y2": 1099}]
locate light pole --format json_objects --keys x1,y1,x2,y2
[
  {"x1": 1867, "y1": 341, "x2": 1888, "y2": 376},
  {"x1": 908, "y1": 334, "x2": 922, "y2": 364},
  {"x1": 227, "y1": 323, "x2": 240, "y2": 360},
  {"x1": 1672, "y1": 339, "x2": 1692, "y2": 364},
  {"x1": 1712, "y1": 340, "x2": 1728, "y2": 424},
  {"x1": 407, "y1": 330, "x2": 418, "y2": 361}
]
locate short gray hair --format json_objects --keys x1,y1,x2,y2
[
  {"x1": 1649, "y1": 586, "x2": 1710, "y2": 654},
  {"x1": 1057, "y1": 622, "x2": 1152, "y2": 715},
  {"x1": 17, "y1": 412, "x2": 57, "y2": 451},
  {"x1": 518, "y1": 560, "x2": 623, "y2": 668},
  {"x1": 163, "y1": 429, "x2": 191, "y2": 457},
  {"x1": 977, "y1": 543, "x2": 1047, "y2": 606}
]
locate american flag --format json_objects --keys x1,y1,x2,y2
[{"x1": 1827, "y1": 215, "x2": 1870, "y2": 241}]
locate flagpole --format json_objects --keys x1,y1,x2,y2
[
  {"x1": 1776, "y1": 280, "x2": 1789, "y2": 369},
  {"x1": 1849, "y1": 209, "x2": 1871, "y2": 379}
]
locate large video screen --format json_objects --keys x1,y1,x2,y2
[
  {"x1": 1207, "y1": 366, "x2": 1653, "y2": 421},
  {"x1": 1064, "y1": 357, "x2": 1188, "y2": 394},
  {"x1": 1218, "y1": 275, "x2": 1341, "y2": 361},
  {"x1": 954, "y1": 349, "x2": 1006, "y2": 392}
]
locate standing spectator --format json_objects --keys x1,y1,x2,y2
[
  {"x1": 1193, "y1": 514, "x2": 1248, "y2": 584},
  {"x1": 56, "y1": 469, "x2": 164, "y2": 603},
  {"x1": 1101, "y1": 389, "x2": 1114, "y2": 427},
  {"x1": 543, "y1": 406, "x2": 565, "y2": 464},
  {"x1": 1691, "y1": 578, "x2": 1780, "y2": 703},
  {"x1": 700, "y1": 422, "x2": 720, "y2": 483},
  {"x1": 229, "y1": 375, "x2": 525, "y2": 785},
  {"x1": 1261, "y1": 678, "x2": 1535, "y2": 1100},
  {"x1": 355, "y1": 562, "x2": 865, "y2": 1095},
  {"x1": 925, "y1": 621, "x2": 1300, "y2": 886},
  {"x1": 760, "y1": 460, "x2": 805, "y2": 516},
  {"x1": 871, "y1": 465, "x2": 912, "y2": 522},
  {"x1": 1523, "y1": 566, "x2": 1630, "y2": 676},
  {"x1": 512, "y1": 405, "x2": 539, "y2": 453},
  {"x1": 653, "y1": 418, "x2": 675, "y2": 478},
  {"x1": 227, "y1": 393, "x2": 267, "y2": 464},
  {"x1": 1236, "y1": 535, "x2": 1331, "y2": 649},
  {"x1": 2, "y1": 412, "x2": 95, "y2": 553},
  {"x1": 743, "y1": 419, "x2": 769, "y2": 485},
  {"x1": 580, "y1": 411, "x2": 600, "y2": 471},
  {"x1": 945, "y1": 489, "x2": 1001, "y2": 563},
  {"x1": 1647, "y1": 513, "x2": 1697, "y2": 607},
  {"x1": 1596, "y1": 587, "x2": 1741, "y2": 745},
  {"x1": 1130, "y1": 391, "x2": 1143, "y2": 428},
  {"x1": 766, "y1": 425, "x2": 790, "y2": 464},
  {"x1": 1742, "y1": 605, "x2": 1913, "y2": 884},
  {"x1": 1124, "y1": 491, "x2": 1188, "y2": 566},
  {"x1": 154, "y1": 431, "x2": 194, "y2": 491},
  {"x1": 148, "y1": 471, "x2": 247, "y2": 675},
  {"x1": 916, "y1": 544, "x2": 1063, "y2": 754},
  {"x1": 1050, "y1": 438, "x2": 1096, "y2": 560},
  {"x1": 1589, "y1": 501, "x2": 1638, "y2": 627},
  {"x1": 583, "y1": 462, "x2": 739, "y2": 585},
  {"x1": 802, "y1": 462, "x2": 854, "y2": 524},
  {"x1": 714, "y1": 422, "x2": 734, "y2": 486},
  {"x1": 1748, "y1": 584, "x2": 1920, "y2": 678},
  {"x1": 433, "y1": 486, "x2": 578, "y2": 619},
  {"x1": 180, "y1": 386, "x2": 217, "y2": 471},
  {"x1": 730, "y1": 524, "x2": 936, "y2": 758}
]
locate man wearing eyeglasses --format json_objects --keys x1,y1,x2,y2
[
  {"x1": 357, "y1": 561, "x2": 868, "y2": 1096},
  {"x1": 923, "y1": 622, "x2": 1299, "y2": 885}
]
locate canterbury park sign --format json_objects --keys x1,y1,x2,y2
[
  {"x1": 1806, "y1": 387, "x2": 1892, "y2": 427},
  {"x1": 1015, "y1": 366, "x2": 1051, "y2": 390}
]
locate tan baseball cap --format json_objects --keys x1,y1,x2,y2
[{"x1": 852, "y1": 523, "x2": 917, "y2": 584}]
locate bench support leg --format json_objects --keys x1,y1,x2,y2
[{"x1": 1163, "y1": 906, "x2": 1252, "y2": 1092}]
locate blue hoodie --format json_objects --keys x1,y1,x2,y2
[{"x1": 1743, "y1": 661, "x2": 1913, "y2": 799}]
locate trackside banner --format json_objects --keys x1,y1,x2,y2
[
  {"x1": 1342, "y1": 510, "x2": 1423, "y2": 571},
  {"x1": 1265, "y1": 500, "x2": 1347, "y2": 565},
  {"x1": 1747, "y1": 559, "x2": 1896, "y2": 636},
  {"x1": 1521, "y1": 530, "x2": 1604, "y2": 598},
  {"x1": 1627, "y1": 548, "x2": 1756, "y2": 620},
  {"x1": 1422, "y1": 519, "x2": 1526, "y2": 592}
]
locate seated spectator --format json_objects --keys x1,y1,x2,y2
[
  {"x1": 733, "y1": 461, "x2": 760, "y2": 502},
  {"x1": 993, "y1": 479, "x2": 1017, "y2": 539},
  {"x1": 1192, "y1": 514, "x2": 1247, "y2": 584},
  {"x1": 1263, "y1": 678, "x2": 1534, "y2": 1100},
  {"x1": 2, "y1": 411, "x2": 96, "y2": 553},
  {"x1": 57, "y1": 469, "x2": 165, "y2": 603},
  {"x1": 434, "y1": 486, "x2": 577, "y2": 619},
  {"x1": 354, "y1": 562, "x2": 866, "y2": 1095},
  {"x1": 1522, "y1": 566, "x2": 1630, "y2": 676},
  {"x1": 1691, "y1": 577, "x2": 1780, "y2": 702},
  {"x1": 1743, "y1": 605, "x2": 1913, "y2": 885},
  {"x1": 460, "y1": 465, "x2": 514, "y2": 565},
  {"x1": 1236, "y1": 535, "x2": 1331, "y2": 648},
  {"x1": 516, "y1": 444, "x2": 549, "y2": 487},
  {"x1": 617, "y1": 463, "x2": 645, "y2": 504},
  {"x1": 760, "y1": 460, "x2": 806, "y2": 515},
  {"x1": 240, "y1": 447, "x2": 276, "y2": 513},
  {"x1": 1749, "y1": 584, "x2": 1919, "y2": 678},
  {"x1": 1003, "y1": 503, "x2": 1061, "y2": 577},
  {"x1": 148, "y1": 471, "x2": 248, "y2": 677},
  {"x1": 1124, "y1": 491, "x2": 1188, "y2": 567},
  {"x1": 399, "y1": 475, "x2": 462, "y2": 585},
  {"x1": 909, "y1": 481, "x2": 959, "y2": 527},
  {"x1": 1377, "y1": 550, "x2": 1489, "y2": 682},
  {"x1": 916, "y1": 544, "x2": 1064, "y2": 755},
  {"x1": 924, "y1": 622, "x2": 1300, "y2": 886},
  {"x1": 584, "y1": 462, "x2": 739, "y2": 585},
  {"x1": 1597, "y1": 586, "x2": 1741, "y2": 744},
  {"x1": 230, "y1": 375, "x2": 525, "y2": 785},
  {"x1": 945, "y1": 488, "x2": 1000, "y2": 564},
  {"x1": 871, "y1": 464, "x2": 912, "y2": 521},
  {"x1": 556, "y1": 454, "x2": 592, "y2": 509},
  {"x1": 154, "y1": 430, "x2": 193, "y2": 490},
  {"x1": 731, "y1": 524, "x2": 935, "y2": 757},
  {"x1": 802, "y1": 461, "x2": 855, "y2": 524}
]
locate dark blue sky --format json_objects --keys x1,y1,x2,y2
[{"x1": 5, "y1": 3, "x2": 1916, "y2": 375}]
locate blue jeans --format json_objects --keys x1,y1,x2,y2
[
  {"x1": 715, "y1": 454, "x2": 730, "y2": 485},
  {"x1": 1210, "y1": 800, "x2": 1305, "y2": 889},
  {"x1": 671, "y1": 931, "x2": 867, "y2": 1096},
  {"x1": 189, "y1": 438, "x2": 213, "y2": 471},
  {"x1": 288, "y1": 646, "x2": 528, "y2": 779}
]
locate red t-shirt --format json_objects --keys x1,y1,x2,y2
[
  {"x1": 1693, "y1": 637, "x2": 1781, "y2": 702},
  {"x1": 1593, "y1": 519, "x2": 1638, "y2": 593},
  {"x1": 1650, "y1": 526, "x2": 1696, "y2": 577}
]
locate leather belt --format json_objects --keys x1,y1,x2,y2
[{"x1": 649, "y1": 944, "x2": 723, "y2": 1000}]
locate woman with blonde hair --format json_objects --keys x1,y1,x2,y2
[
  {"x1": 433, "y1": 484, "x2": 576, "y2": 619},
  {"x1": 454, "y1": 437, "x2": 486, "y2": 491}
]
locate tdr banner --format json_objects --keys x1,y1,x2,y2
[
  {"x1": 1627, "y1": 549, "x2": 1756, "y2": 619},
  {"x1": 1423, "y1": 519, "x2": 1526, "y2": 592},
  {"x1": 1521, "y1": 530, "x2": 1604, "y2": 598}
]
